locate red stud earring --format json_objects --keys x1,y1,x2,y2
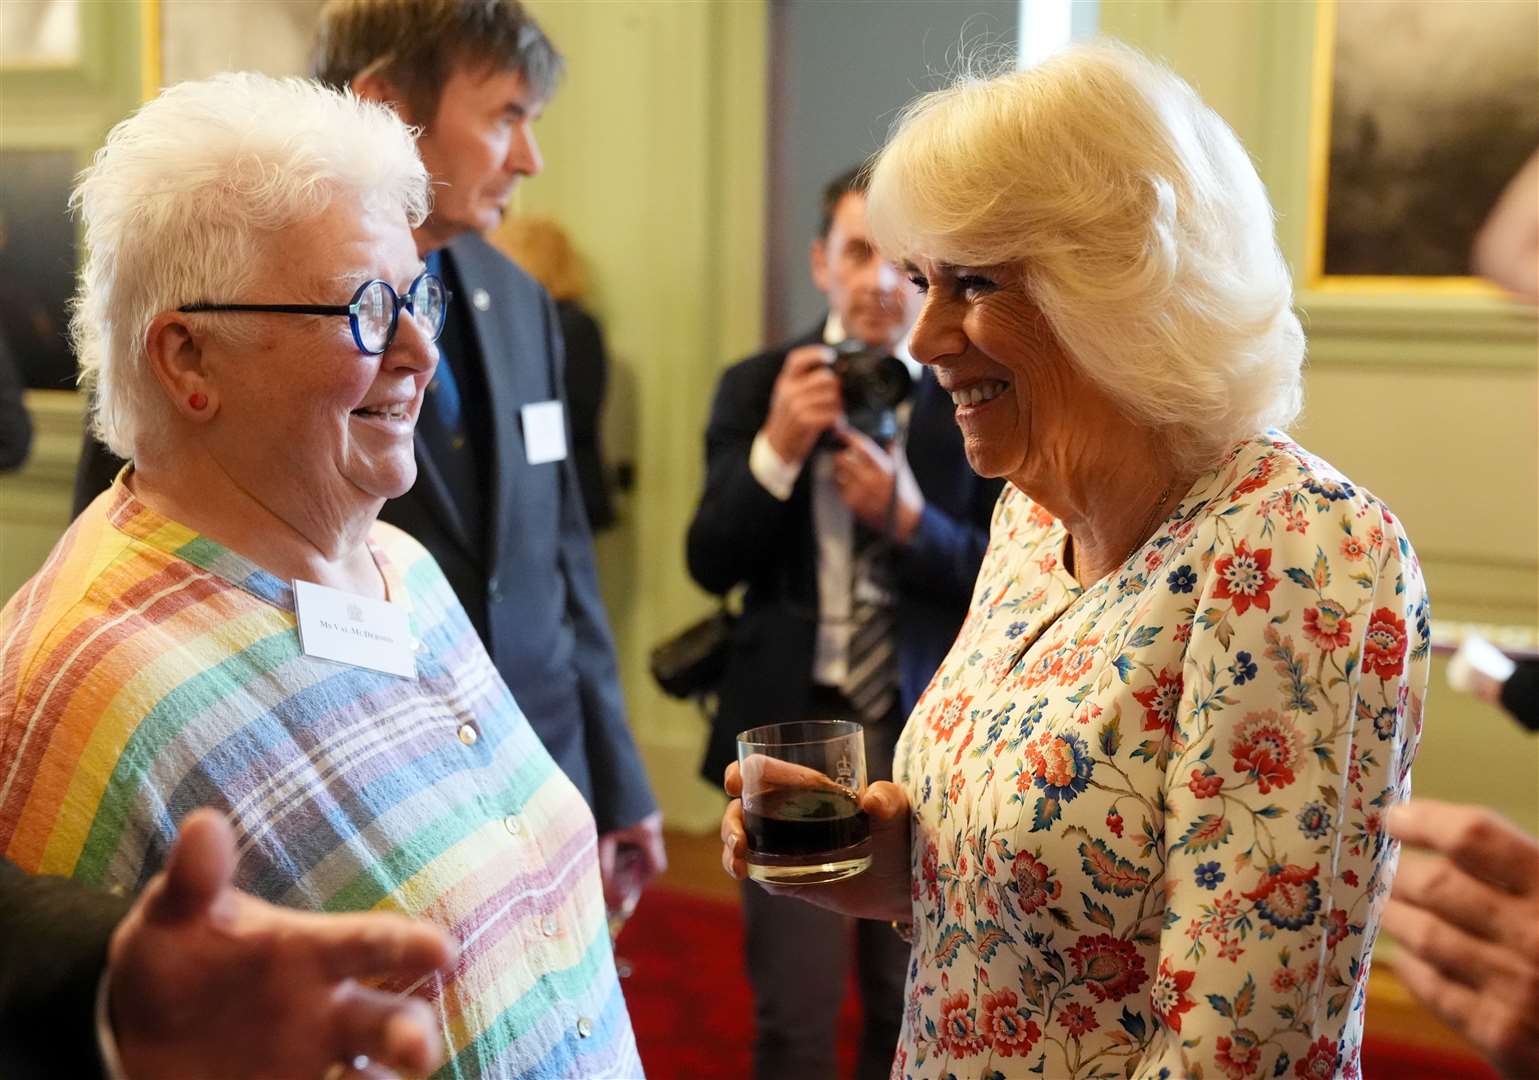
[{"x1": 188, "y1": 392, "x2": 208, "y2": 410}]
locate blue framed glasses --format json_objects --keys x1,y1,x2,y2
[{"x1": 179, "y1": 272, "x2": 449, "y2": 355}]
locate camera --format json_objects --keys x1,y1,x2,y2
[{"x1": 826, "y1": 338, "x2": 913, "y2": 446}]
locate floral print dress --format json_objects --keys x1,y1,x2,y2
[{"x1": 892, "y1": 432, "x2": 1429, "y2": 1080}]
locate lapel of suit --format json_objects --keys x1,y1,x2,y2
[
  {"x1": 446, "y1": 235, "x2": 519, "y2": 564},
  {"x1": 409, "y1": 246, "x2": 477, "y2": 559}
]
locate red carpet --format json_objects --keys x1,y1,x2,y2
[{"x1": 616, "y1": 887, "x2": 1498, "y2": 1080}]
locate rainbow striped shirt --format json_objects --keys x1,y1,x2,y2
[{"x1": 0, "y1": 483, "x2": 643, "y2": 1079}]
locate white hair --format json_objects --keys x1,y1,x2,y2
[
  {"x1": 866, "y1": 42, "x2": 1304, "y2": 472},
  {"x1": 71, "y1": 72, "x2": 431, "y2": 458}
]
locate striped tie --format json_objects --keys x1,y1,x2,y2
[{"x1": 841, "y1": 524, "x2": 897, "y2": 722}]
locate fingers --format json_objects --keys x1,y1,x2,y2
[
  {"x1": 719, "y1": 799, "x2": 747, "y2": 880},
  {"x1": 1387, "y1": 800, "x2": 1539, "y2": 896},
  {"x1": 1382, "y1": 896, "x2": 1499, "y2": 990},
  {"x1": 310, "y1": 910, "x2": 459, "y2": 982},
  {"x1": 1391, "y1": 850, "x2": 1505, "y2": 944},
  {"x1": 783, "y1": 344, "x2": 836, "y2": 375},
  {"x1": 738, "y1": 752, "x2": 842, "y2": 793},
  {"x1": 330, "y1": 984, "x2": 446, "y2": 1076},
  {"x1": 642, "y1": 826, "x2": 668, "y2": 878},
  {"x1": 861, "y1": 781, "x2": 912, "y2": 822},
  {"x1": 835, "y1": 427, "x2": 886, "y2": 462},
  {"x1": 597, "y1": 833, "x2": 620, "y2": 909},
  {"x1": 723, "y1": 761, "x2": 742, "y2": 797},
  {"x1": 145, "y1": 808, "x2": 238, "y2": 926},
  {"x1": 1390, "y1": 947, "x2": 1483, "y2": 1041}
]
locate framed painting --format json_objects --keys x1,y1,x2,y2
[
  {"x1": 1306, "y1": 0, "x2": 1539, "y2": 294},
  {"x1": 0, "y1": 0, "x2": 81, "y2": 69},
  {"x1": 142, "y1": 0, "x2": 326, "y2": 93}
]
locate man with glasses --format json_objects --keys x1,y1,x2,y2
[{"x1": 73, "y1": 0, "x2": 665, "y2": 921}]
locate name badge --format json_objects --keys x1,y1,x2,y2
[
  {"x1": 293, "y1": 579, "x2": 416, "y2": 679},
  {"x1": 521, "y1": 400, "x2": 568, "y2": 465}
]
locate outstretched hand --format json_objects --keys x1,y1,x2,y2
[
  {"x1": 720, "y1": 760, "x2": 915, "y2": 923},
  {"x1": 108, "y1": 809, "x2": 457, "y2": 1080},
  {"x1": 1385, "y1": 799, "x2": 1539, "y2": 1080}
]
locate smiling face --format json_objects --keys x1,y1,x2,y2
[
  {"x1": 904, "y1": 257, "x2": 1126, "y2": 491},
  {"x1": 200, "y1": 195, "x2": 437, "y2": 528},
  {"x1": 812, "y1": 192, "x2": 914, "y2": 350},
  {"x1": 408, "y1": 64, "x2": 544, "y2": 248}
]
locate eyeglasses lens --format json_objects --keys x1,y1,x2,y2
[
  {"x1": 357, "y1": 281, "x2": 393, "y2": 353},
  {"x1": 411, "y1": 275, "x2": 446, "y2": 341}
]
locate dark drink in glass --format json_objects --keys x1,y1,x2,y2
[{"x1": 737, "y1": 720, "x2": 871, "y2": 885}]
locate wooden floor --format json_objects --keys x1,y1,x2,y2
[{"x1": 650, "y1": 828, "x2": 1495, "y2": 1067}]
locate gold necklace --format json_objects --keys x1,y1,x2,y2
[{"x1": 1132, "y1": 480, "x2": 1176, "y2": 560}]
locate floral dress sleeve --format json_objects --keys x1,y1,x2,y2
[{"x1": 1137, "y1": 479, "x2": 1429, "y2": 1079}]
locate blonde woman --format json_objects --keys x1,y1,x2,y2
[{"x1": 722, "y1": 43, "x2": 1430, "y2": 1079}]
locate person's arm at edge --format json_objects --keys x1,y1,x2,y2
[
  {"x1": 686, "y1": 359, "x2": 804, "y2": 596},
  {"x1": 893, "y1": 474, "x2": 1005, "y2": 606},
  {"x1": 0, "y1": 859, "x2": 129, "y2": 1079},
  {"x1": 1473, "y1": 147, "x2": 1539, "y2": 303}
]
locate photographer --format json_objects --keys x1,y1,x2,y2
[{"x1": 686, "y1": 166, "x2": 1001, "y2": 1080}]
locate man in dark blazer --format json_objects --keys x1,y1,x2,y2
[
  {"x1": 1, "y1": 811, "x2": 453, "y2": 1080},
  {"x1": 73, "y1": 0, "x2": 663, "y2": 908},
  {"x1": 687, "y1": 169, "x2": 1002, "y2": 1080}
]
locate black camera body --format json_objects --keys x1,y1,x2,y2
[{"x1": 827, "y1": 338, "x2": 913, "y2": 446}]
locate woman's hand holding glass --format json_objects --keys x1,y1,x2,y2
[{"x1": 720, "y1": 758, "x2": 915, "y2": 923}]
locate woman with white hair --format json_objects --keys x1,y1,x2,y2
[
  {"x1": 723, "y1": 44, "x2": 1429, "y2": 1079},
  {"x1": 0, "y1": 73, "x2": 641, "y2": 1079}
]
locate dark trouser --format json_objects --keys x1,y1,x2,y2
[{"x1": 741, "y1": 703, "x2": 909, "y2": 1080}]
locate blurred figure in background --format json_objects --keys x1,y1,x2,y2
[
  {"x1": 0, "y1": 331, "x2": 30, "y2": 473},
  {"x1": 1473, "y1": 147, "x2": 1538, "y2": 303},
  {"x1": 498, "y1": 215, "x2": 617, "y2": 532},
  {"x1": 0, "y1": 213, "x2": 34, "y2": 471}
]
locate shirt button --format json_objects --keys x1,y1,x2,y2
[
  {"x1": 472, "y1": 288, "x2": 492, "y2": 311},
  {"x1": 541, "y1": 914, "x2": 558, "y2": 937},
  {"x1": 457, "y1": 723, "x2": 478, "y2": 746},
  {"x1": 451, "y1": 435, "x2": 466, "y2": 451},
  {"x1": 503, "y1": 814, "x2": 521, "y2": 836},
  {"x1": 576, "y1": 1017, "x2": 593, "y2": 1039}
]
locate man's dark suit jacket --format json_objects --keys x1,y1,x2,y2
[
  {"x1": 0, "y1": 859, "x2": 126, "y2": 1078},
  {"x1": 70, "y1": 233, "x2": 656, "y2": 835},
  {"x1": 687, "y1": 328, "x2": 1004, "y2": 783}
]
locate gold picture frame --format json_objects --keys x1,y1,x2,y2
[
  {"x1": 141, "y1": 0, "x2": 326, "y2": 102},
  {"x1": 1304, "y1": 0, "x2": 1535, "y2": 297}
]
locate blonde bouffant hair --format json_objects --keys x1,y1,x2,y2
[{"x1": 866, "y1": 42, "x2": 1304, "y2": 471}]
